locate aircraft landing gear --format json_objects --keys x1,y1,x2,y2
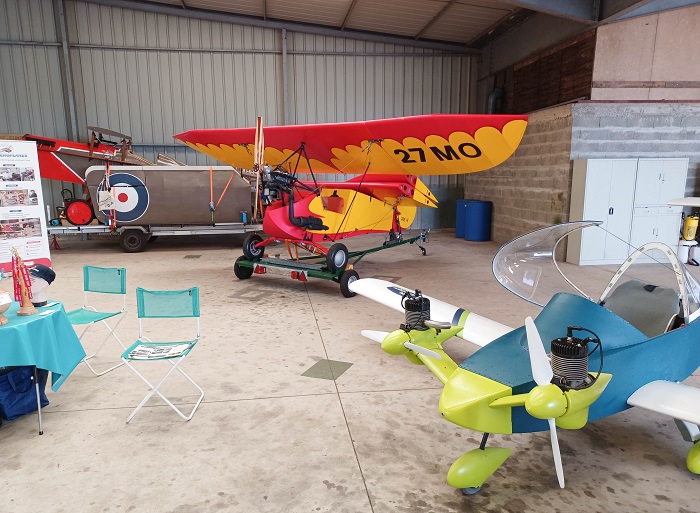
[
  {"x1": 243, "y1": 233, "x2": 264, "y2": 260},
  {"x1": 447, "y1": 433, "x2": 512, "y2": 495},
  {"x1": 326, "y1": 243, "x2": 348, "y2": 272}
]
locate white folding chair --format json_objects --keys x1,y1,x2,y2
[
  {"x1": 121, "y1": 287, "x2": 204, "y2": 423},
  {"x1": 66, "y1": 266, "x2": 127, "y2": 376}
]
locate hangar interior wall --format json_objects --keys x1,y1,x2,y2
[
  {"x1": 591, "y1": 5, "x2": 700, "y2": 101},
  {"x1": 472, "y1": 4, "x2": 700, "y2": 244},
  {"x1": 0, "y1": 0, "x2": 473, "y2": 228},
  {"x1": 462, "y1": 104, "x2": 573, "y2": 244},
  {"x1": 463, "y1": 101, "x2": 700, "y2": 246}
]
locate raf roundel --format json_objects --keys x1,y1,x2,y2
[{"x1": 99, "y1": 173, "x2": 149, "y2": 222}]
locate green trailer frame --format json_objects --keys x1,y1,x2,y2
[{"x1": 233, "y1": 231, "x2": 428, "y2": 297}]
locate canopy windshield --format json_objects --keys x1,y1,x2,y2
[
  {"x1": 492, "y1": 222, "x2": 599, "y2": 307},
  {"x1": 493, "y1": 222, "x2": 700, "y2": 321}
]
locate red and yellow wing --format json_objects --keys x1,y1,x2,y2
[{"x1": 175, "y1": 114, "x2": 527, "y2": 176}]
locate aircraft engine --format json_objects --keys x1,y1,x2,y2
[
  {"x1": 549, "y1": 326, "x2": 603, "y2": 391},
  {"x1": 400, "y1": 289, "x2": 431, "y2": 331}
]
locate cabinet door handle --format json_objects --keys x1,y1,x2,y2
[{"x1": 609, "y1": 207, "x2": 614, "y2": 215}]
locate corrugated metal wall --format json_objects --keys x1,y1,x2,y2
[
  {"x1": 0, "y1": 0, "x2": 67, "y2": 137},
  {"x1": 1, "y1": 0, "x2": 473, "y2": 228}
]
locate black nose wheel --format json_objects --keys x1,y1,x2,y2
[
  {"x1": 326, "y1": 243, "x2": 348, "y2": 272},
  {"x1": 243, "y1": 233, "x2": 264, "y2": 260}
]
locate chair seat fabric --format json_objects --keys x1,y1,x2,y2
[
  {"x1": 122, "y1": 340, "x2": 197, "y2": 361},
  {"x1": 66, "y1": 308, "x2": 121, "y2": 325}
]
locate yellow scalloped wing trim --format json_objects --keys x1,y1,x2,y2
[
  {"x1": 330, "y1": 119, "x2": 526, "y2": 175},
  {"x1": 184, "y1": 142, "x2": 335, "y2": 172}
]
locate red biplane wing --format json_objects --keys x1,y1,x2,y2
[{"x1": 175, "y1": 114, "x2": 527, "y2": 176}]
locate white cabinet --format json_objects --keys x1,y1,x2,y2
[
  {"x1": 567, "y1": 158, "x2": 688, "y2": 266},
  {"x1": 634, "y1": 159, "x2": 688, "y2": 207}
]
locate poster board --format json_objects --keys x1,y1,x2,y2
[{"x1": 0, "y1": 140, "x2": 51, "y2": 273}]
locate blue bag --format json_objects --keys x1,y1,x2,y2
[{"x1": 0, "y1": 367, "x2": 49, "y2": 421}]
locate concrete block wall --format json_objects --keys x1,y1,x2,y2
[
  {"x1": 462, "y1": 104, "x2": 573, "y2": 244},
  {"x1": 571, "y1": 102, "x2": 700, "y2": 197}
]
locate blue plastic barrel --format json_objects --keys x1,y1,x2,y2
[
  {"x1": 464, "y1": 200, "x2": 493, "y2": 241},
  {"x1": 455, "y1": 200, "x2": 468, "y2": 238}
]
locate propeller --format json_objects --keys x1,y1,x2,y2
[
  {"x1": 361, "y1": 330, "x2": 390, "y2": 343},
  {"x1": 524, "y1": 316, "x2": 566, "y2": 489}
]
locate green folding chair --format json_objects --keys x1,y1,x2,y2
[
  {"x1": 66, "y1": 266, "x2": 127, "y2": 376},
  {"x1": 121, "y1": 287, "x2": 204, "y2": 423}
]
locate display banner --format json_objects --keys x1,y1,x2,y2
[{"x1": 0, "y1": 140, "x2": 51, "y2": 273}]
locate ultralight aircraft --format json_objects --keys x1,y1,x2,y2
[
  {"x1": 175, "y1": 114, "x2": 528, "y2": 282},
  {"x1": 348, "y1": 222, "x2": 700, "y2": 493}
]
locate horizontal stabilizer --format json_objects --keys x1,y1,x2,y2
[{"x1": 628, "y1": 380, "x2": 700, "y2": 426}]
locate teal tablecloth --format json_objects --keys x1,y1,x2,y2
[{"x1": 0, "y1": 301, "x2": 86, "y2": 391}]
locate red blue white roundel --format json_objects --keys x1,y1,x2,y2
[{"x1": 99, "y1": 173, "x2": 149, "y2": 222}]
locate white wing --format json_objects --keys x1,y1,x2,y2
[
  {"x1": 628, "y1": 380, "x2": 700, "y2": 426},
  {"x1": 349, "y1": 278, "x2": 513, "y2": 348}
]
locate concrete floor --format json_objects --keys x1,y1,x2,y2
[{"x1": 1, "y1": 231, "x2": 698, "y2": 513}]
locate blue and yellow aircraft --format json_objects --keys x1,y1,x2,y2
[{"x1": 350, "y1": 222, "x2": 700, "y2": 493}]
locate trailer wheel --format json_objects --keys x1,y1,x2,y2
[
  {"x1": 327, "y1": 243, "x2": 349, "y2": 272},
  {"x1": 65, "y1": 199, "x2": 95, "y2": 226},
  {"x1": 243, "y1": 233, "x2": 264, "y2": 260},
  {"x1": 234, "y1": 256, "x2": 254, "y2": 279},
  {"x1": 340, "y1": 270, "x2": 359, "y2": 298},
  {"x1": 120, "y1": 230, "x2": 148, "y2": 253}
]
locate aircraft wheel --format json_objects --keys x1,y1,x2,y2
[
  {"x1": 234, "y1": 256, "x2": 254, "y2": 280},
  {"x1": 65, "y1": 199, "x2": 95, "y2": 226},
  {"x1": 119, "y1": 230, "x2": 148, "y2": 253},
  {"x1": 243, "y1": 233, "x2": 264, "y2": 260},
  {"x1": 339, "y1": 270, "x2": 359, "y2": 298},
  {"x1": 327, "y1": 243, "x2": 349, "y2": 272},
  {"x1": 460, "y1": 486, "x2": 482, "y2": 496}
]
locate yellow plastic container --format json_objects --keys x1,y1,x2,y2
[{"x1": 683, "y1": 215, "x2": 699, "y2": 241}]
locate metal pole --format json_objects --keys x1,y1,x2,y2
[
  {"x1": 33, "y1": 366, "x2": 43, "y2": 435},
  {"x1": 54, "y1": 0, "x2": 79, "y2": 141},
  {"x1": 282, "y1": 29, "x2": 290, "y2": 126}
]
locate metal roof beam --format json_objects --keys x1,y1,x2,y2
[
  {"x1": 87, "y1": 0, "x2": 479, "y2": 53},
  {"x1": 599, "y1": 0, "x2": 654, "y2": 20},
  {"x1": 341, "y1": 0, "x2": 360, "y2": 29},
  {"x1": 602, "y1": 0, "x2": 700, "y2": 21},
  {"x1": 415, "y1": 0, "x2": 457, "y2": 39},
  {"x1": 501, "y1": 0, "x2": 597, "y2": 23}
]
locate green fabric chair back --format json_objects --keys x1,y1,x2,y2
[
  {"x1": 136, "y1": 287, "x2": 200, "y2": 319},
  {"x1": 84, "y1": 266, "x2": 127, "y2": 294}
]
